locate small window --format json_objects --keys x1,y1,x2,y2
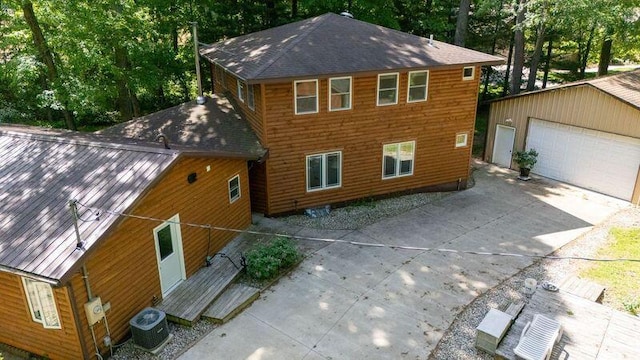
[
  {"x1": 377, "y1": 73, "x2": 399, "y2": 106},
  {"x1": 407, "y1": 71, "x2": 429, "y2": 102},
  {"x1": 382, "y1": 141, "x2": 415, "y2": 179},
  {"x1": 237, "y1": 80, "x2": 245, "y2": 102},
  {"x1": 294, "y1": 80, "x2": 318, "y2": 114},
  {"x1": 247, "y1": 84, "x2": 255, "y2": 110},
  {"x1": 228, "y1": 175, "x2": 241, "y2": 203},
  {"x1": 329, "y1": 77, "x2": 352, "y2": 111},
  {"x1": 463, "y1": 66, "x2": 475, "y2": 80},
  {"x1": 22, "y1": 278, "x2": 61, "y2": 329},
  {"x1": 306, "y1": 151, "x2": 342, "y2": 191},
  {"x1": 455, "y1": 133, "x2": 468, "y2": 148}
]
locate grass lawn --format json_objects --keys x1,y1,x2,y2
[{"x1": 581, "y1": 227, "x2": 640, "y2": 315}]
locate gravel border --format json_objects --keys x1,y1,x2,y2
[{"x1": 429, "y1": 206, "x2": 640, "y2": 360}]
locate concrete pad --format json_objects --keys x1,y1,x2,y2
[
  {"x1": 299, "y1": 240, "x2": 409, "y2": 296},
  {"x1": 311, "y1": 296, "x2": 441, "y2": 359},
  {"x1": 178, "y1": 312, "x2": 311, "y2": 360},
  {"x1": 246, "y1": 271, "x2": 359, "y2": 348}
]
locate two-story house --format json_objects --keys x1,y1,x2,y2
[{"x1": 201, "y1": 13, "x2": 503, "y2": 216}]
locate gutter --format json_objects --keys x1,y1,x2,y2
[{"x1": 0, "y1": 265, "x2": 60, "y2": 286}]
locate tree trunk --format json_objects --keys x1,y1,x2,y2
[
  {"x1": 510, "y1": 0, "x2": 527, "y2": 95},
  {"x1": 426, "y1": 0, "x2": 433, "y2": 14},
  {"x1": 454, "y1": 0, "x2": 471, "y2": 46},
  {"x1": 265, "y1": 0, "x2": 276, "y2": 27},
  {"x1": 114, "y1": 45, "x2": 134, "y2": 121},
  {"x1": 291, "y1": 0, "x2": 297, "y2": 18},
  {"x1": 526, "y1": 22, "x2": 545, "y2": 91},
  {"x1": 503, "y1": 34, "x2": 515, "y2": 96},
  {"x1": 579, "y1": 23, "x2": 596, "y2": 79},
  {"x1": 597, "y1": 31, "x2": 613, "y2": 76},
  {"x1": 542, "y1": 38, "x2": 553, "y2": 88},
  {"x1": 22, "y1": 0, "x2": 76, "y2": 130}
]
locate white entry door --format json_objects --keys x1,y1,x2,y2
[
  {"x1": 154, "y1": 214, "x2": 186, "y2": 296},
  {"x1": 492, "y1": 125, "x2": 516, "y2": 168}
]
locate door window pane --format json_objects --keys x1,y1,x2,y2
[{"x1": 157, "y1": 225, "x2": 174, "y2": 260}]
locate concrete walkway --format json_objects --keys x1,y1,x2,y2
[{"x1": 178, "y1": 163, "x2": 628, "y2": 360}]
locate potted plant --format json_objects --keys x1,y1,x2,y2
[{"x1": 513, "y1": 149, "x2": 538, "y2": 180}]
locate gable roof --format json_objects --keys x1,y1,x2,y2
[
  {"x1": 491, "y1": 69, "x2": 640, "y2": 111},
  {"x1": 0, "y1": 125, "x2": 180, "y2": 284},
  {"x1": 99, "y1": 94, "x2": 266, "y2": 159},
  {"x1": 200, "y1": 12, "x2": 504, "y2": 82}
]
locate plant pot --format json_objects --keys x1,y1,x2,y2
[{"x1": 519, "y1": 167, "x2": 530, "y2": 177}]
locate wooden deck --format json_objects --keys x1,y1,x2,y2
[
  {"x1": 496, "y1": 289, "x2": 640, "y2": 359},
  {"x1": 557, "y1": 276, "x2": 606, "y2": 303},
  {"x1": 157, "y1": 237, "x2": 255, "y2": 325}
]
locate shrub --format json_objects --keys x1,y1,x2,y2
[
  {"x1": 623, "y1": 299, "x2": 640, "y2": 316},
  {"x1": 245, "y1": 237, "x2": 300, "y2": 281}
]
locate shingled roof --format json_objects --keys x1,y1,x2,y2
[
  {"x1": 0, "y1": 125, "x2": 180, "y2": 283},
  {"x1": 99, "y1": 94, "x2": 266, "y2": 159},
  {"x1": 200, "y1": 12, "x2": 504, "y2": 82},
  {"x1": 491, "y1": 69, "x2": 640, "y2": 111}
]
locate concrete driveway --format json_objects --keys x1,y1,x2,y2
[{"x1": 179, "y1": 163, "x2": 628, "y2": 360}]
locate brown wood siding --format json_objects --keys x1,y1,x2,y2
[
  {"x1": 262, "y1": 67, "x2": 479, "y2": 214},
  {"x1": 249, "y1": 161, "x2": 268, "y2": 214},
  {"x1": 0, "y1": 273, "x2": 83, "y2": 359},
  {"x1": 69, "y1": 156, "x2": 251, "y2": 357},
  {"x1": 486, "y1": 85, "x2": 640, "y2": 166},
  {"x1": 212, "y1": 64, "x2": 266, "y2": 144}
]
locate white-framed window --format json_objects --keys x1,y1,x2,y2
[
  {"x1": 455, "y1": 133, "x2": 468, "y2": 148},
  {"x1": 228, "y1": 175, "x2": 241, "y2": 203},
  {"x1": 237, "y1": 80, "x2": 245, "y2": 102},
  {"x1": 463, "y1": 66, "x2": 475, "y2": 80},
  {"x1": 329, "y1": 76, "x2": 352, "y2": 111},
  {"x1": 22, "y1": 278, "x2": 61, "y2": 329},
  {"x1": 377, "y1": 73, "x2": 399, "y2": 106},
  {"x1": 407, "y1": 71, "x2": 429, "y2": 102},
  {"x1": 382, "y1": 141, "x2": 415, "y2": 179},
  {"x1": 294, "y1": 80, "x2": 318, "y2": 114},
  {"x1": 306, "y1": 151, "x2": 342, "y2": 191},
  {"x1": 247, "y1": 84, "x2": 255, "y2": 110}
]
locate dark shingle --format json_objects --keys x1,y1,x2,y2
[
  {"x1": 201, "y1": 13, "x2": 504, "y2": 82},
  {"x1": 99, "y1": 94, "x2": 266, "y2": 159}
]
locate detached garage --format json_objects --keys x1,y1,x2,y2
[{"x1": 485, "y1": 70, "x2": 640, "y2": 203}]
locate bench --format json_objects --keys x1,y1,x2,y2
[{"x1": 514, "y1": 314, "x2": 562, "y2": 360}]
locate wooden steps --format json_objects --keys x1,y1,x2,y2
[{"x1": 202, "y1": 283, "x2": 261, "y2": 323}]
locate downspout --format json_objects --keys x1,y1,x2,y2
[{"x1": 68, "y1": 282, "x2": 91, "y2": 359}]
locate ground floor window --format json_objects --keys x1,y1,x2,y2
[
  {"x1": 306, "y1": 151, "x2": 342, "y2": 191},
  {"x1": 228, "y1": 174, "x2": 241, "y2": 203},
  {"x1": 22, "y1": 277, "x2": 61, "y2": 329},
  {"x1": 456, "y1": 132, "x2": 468, "y2": 148},
  {"x1": 382, "y1": 141, "x2": 415, "y2": 179}
]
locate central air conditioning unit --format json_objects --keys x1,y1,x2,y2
[{"x1": 129, "y1": 308, "x2": 172, "y2": 354}]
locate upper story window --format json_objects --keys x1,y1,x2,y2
[
  {"x1": 407, "y1": 71, "x2": 429, "y2": 103},
  {"x1": 329, "y1": 77, "x2": 352, "y2": 111},
  {"x1": 22, "y1": 278, "x2": 61, "y2": 329},
  {"x1": 307, "y1": 151, "x2": 342, "y2": 191},
  {"x1": 377, "y1": 73, "x2": 399, "y2": 106},
  {"x1": 382, "y1": 141, "x2": 415, "y2": 179},
  {"x1": 247, "y1": 84, "x2": 255, "y2": 110},
  {"x1": 456, "y1": 133, "x2": 468, "y2": 148},
  {"x1": 463, "y1": 66, "x2": 475, "y2": 80},
  {"x1": 228, "y1": 175, "x2": 241, "y2": 203},
  {"x1": 237, "y1": 80, "x2": 245, "y2": 102},
  {"x1": 294, "y1": 80, "x2": 318, "y2": 114}
]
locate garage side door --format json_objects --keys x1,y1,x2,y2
[{"x1": 527, "y1": 119, "x2": 640, "y2": 201}]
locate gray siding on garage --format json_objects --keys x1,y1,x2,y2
[{"x1": 485, "y1": 84, "x2": 640, "y2": 167}]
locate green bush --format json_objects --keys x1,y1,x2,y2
[
  {"x1": 245, "y1": 237, "x2": 300, "y2": 281},
  {"x1": 623, "y1": 299, "x2": 640, "y2": 316}
]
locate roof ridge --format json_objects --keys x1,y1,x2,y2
[
  {"x1": 250, "y1": 13, "x2": 330, "y2": 79},
  {"x1": 0, "y1": 128, "x2": 179, "y2": 156}
]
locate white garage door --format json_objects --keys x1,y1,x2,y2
[{"x1": 527, "y1": 119, "x2": 640, "y2": 200}]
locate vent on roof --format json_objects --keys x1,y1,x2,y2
[
  {"x1": 428, "y1": 34, "x2": 434, "y2": 47},
  {"x1": 340, "y1": 11, "x2": 353, "y2": 18}
]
